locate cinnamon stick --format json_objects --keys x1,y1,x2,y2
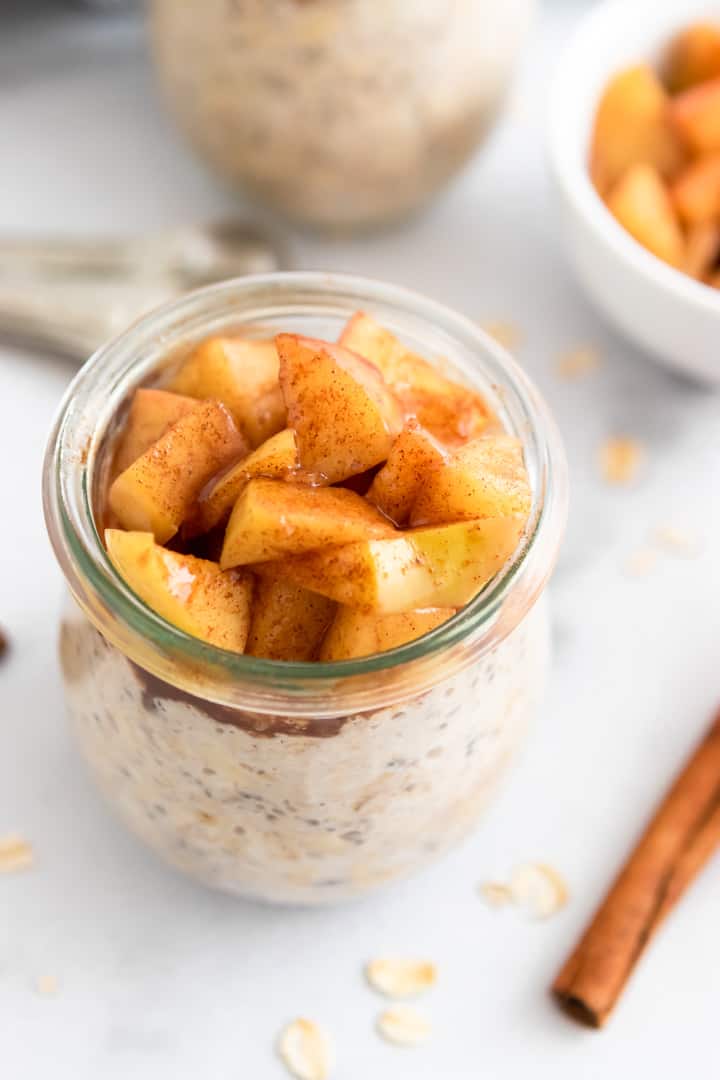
[{"x1": 552, "y1": 708, "x2": 720, "y2": 1028}]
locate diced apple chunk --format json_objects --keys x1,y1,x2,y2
[
  {"x1": 683, "y1": 220, "x2": 720, "y2": 279},
  {"x1": 108, "y1": 400, "x2": 247, "y2": 543},
  {"x1": 105, "y1": 529, "x2": 252, "y2": 651},
  {"x1": 670, "y1": 76, "x2": 720, "y2": 154},
  {"x1": 606, "y1": 164, "x2": 685, "y2": 268},
  {"x1": 367, "y1": 420, "x2": 446, "y2": 525},
  {"x1": 410, "y1": 435, "x2": 531, "y2": 528},
  {"x1": 670, "y1": 152, "x2": 720, "y2": 225},
  {"x1": 188, "y1": 428, "x2": 301, "y2": 537},
  {"x1": 339, "y1": 312, "x2": 405, "y2": 373},
  {"x1": 280, "y1": 516, "x2": 526, "y2": 613},
  {"x1": 220, "y1": 478, "x2": 396, "y2": 568},
  {"x1": 339, "y1": 312, "x2": 491, "y2": 446},
  {"x1": 112, "y1": 388, "x2": 199, "y2": 476},
  {"x1": 663, "y1": 23, "x2": 720, "y2": 92},
  {"x1": 277, "y1": 333, "x2": 403, "y2": 482},
  {"x1": 589, "y1": 65, "x2": 685, "y2": 195},
  {"x1": 246, "y1": 577, "x2": 335, "y2": 661},
  {"x1": 319, "y1": 606, "x2": 454, "y2": 661},
  {"x1": 169, "y1": 337, "x2": 285, "y2": 447}
]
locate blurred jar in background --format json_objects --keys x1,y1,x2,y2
[{"x1": 149, "y1": 0, "x2": 535, "y2": 231}]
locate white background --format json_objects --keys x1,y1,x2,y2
[{"x1": 1, "y1": 2, "x2": 720, "y2": 1077}]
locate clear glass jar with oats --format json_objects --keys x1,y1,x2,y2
[
  {"x1": 43, "y1": 273, "x2": 566, "y2": 905},
  {"x1": 149, "y1": 0, "x2": 535, "y2": 229}
]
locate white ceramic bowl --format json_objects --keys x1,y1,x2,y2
[{"x1": 549, "y1": 0, "x2": 720, "y2": 382}]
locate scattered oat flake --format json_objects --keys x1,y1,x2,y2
[
  {"x1": 481, "y1": 320, "x2": 522, "y2": 350},
  {"x1": 599, "y1": 437, "x2": 644, "y2": 485},
  {"x1": 376, "y1": 1005, "x2": 432, "y2": 1047},
  {"x1": 510, "y1": 863, "x2": 569, "y2": 920},
  {"x1": 277, "y1": 1019, "x2": 333, "y2": 1080},
  {"x1": 653, "y1": 525, "x2": 701, "y2": 558},
  {"x1": 624, "y1": 548, "x2": 658, "y2": 578},
  {"x1": 365, "y1": 958, "x2": 437, "y2": 998},
  {"x1": 36, "y1": 975, "x2": 59, "y2": 997},
  {"x1": 506, "y1": 93, "x2": 533, "y2": 125},
  {"x1": 479, "y1": 881, "x2": 514, "y2": 908},
  {"x1": 556, "y1": 345, "x2": 600, "y2": 379},
  {"x1": 0, "y1": 835, "x2": 33, "y2": 873}
]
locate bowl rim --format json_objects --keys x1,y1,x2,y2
[{"x1": 547, "y1": 0, "x2": 720, "y2": 318}]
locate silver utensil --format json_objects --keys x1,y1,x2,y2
[{"x1": 0, "y1": 221, "x2": 286, "y2": 360}]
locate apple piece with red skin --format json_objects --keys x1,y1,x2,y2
[
  {"x1": 367, "y1": 419, "x2": 446, "y2": 525},
  {"x1": 339, "y1": 312, "x2": 491, "y2": 447},
  {"x1": 276, "y1": 333, "x2": 403, "y2": 483}
]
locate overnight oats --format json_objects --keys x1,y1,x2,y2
[
  {"x1": 43, "y1": 274, "x2": 567, "y2": 904},
  {"x1": 149, "y1": 0, "x2": 535, "y2": 229}
]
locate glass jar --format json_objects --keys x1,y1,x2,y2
[
  {"x1": 149, "y1": 0, "x2": 535, "y2": 230},
  {"x1": 43, "y1": 273, "x2": 567, "y2": 904}
]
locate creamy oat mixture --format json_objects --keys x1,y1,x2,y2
[
  {"x1": 150, "y1": 0, "x2": 534, "y2": 228},
  {"x1": 60, "y1": 599, "x2": 548, "y2": 904},
  {"x1": 50, "y1": 283, "x2": 556, "y2": 903}
]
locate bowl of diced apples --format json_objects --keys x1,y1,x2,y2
[{"x1": 549, "y1": 0, "x2": 720, "y2": 382}]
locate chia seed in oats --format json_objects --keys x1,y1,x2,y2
[{"x1": 59, "y1": 599, "x2": 548, "y2": 904}]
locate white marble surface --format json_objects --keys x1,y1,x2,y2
[{"x1": 1, "y1": 3, "x2": 720, "y2": 1077}]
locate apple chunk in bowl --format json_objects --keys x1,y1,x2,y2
[{"x1": 549, "y1": 0, "x2": 720, "y2": 381}]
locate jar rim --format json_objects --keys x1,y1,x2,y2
[{"x1": 43, "y1": 272, "x2": 567, "y2": 716}]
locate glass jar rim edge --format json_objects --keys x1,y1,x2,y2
[{"x1": 43, "y1": 271, "x2": 568, "y2": 692}]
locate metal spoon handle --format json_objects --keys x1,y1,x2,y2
[
  {"x1": 0, "y1": 222, "x2": 282, "y2": 284},
  {"x1": 0, "y1": 221, "x2": 285, "y2": 360},
  {"x1": 0, "y1": 281, "x2": 171, "y2": 360}
]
